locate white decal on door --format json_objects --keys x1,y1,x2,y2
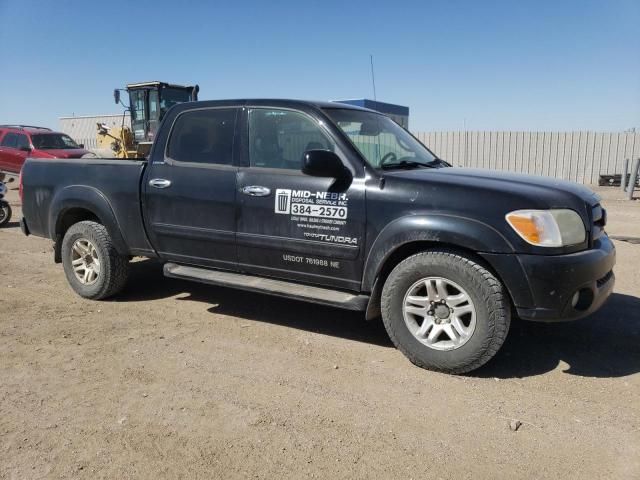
[
  {"x1": 274, "y1": 189, "x2": 348, "y2": 219},
  {"x1": 274, "y1": 188, "x2": 356, "y2": 245}
]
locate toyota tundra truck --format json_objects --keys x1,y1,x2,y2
[{"x1": 19, "y1": 99, "x2": 616, "y2": 373}]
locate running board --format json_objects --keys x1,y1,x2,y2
[{"x1": 163, "y1": 263, "x2": 369, "y2": 311}]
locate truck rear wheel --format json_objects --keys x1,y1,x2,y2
[
  {"x1": 381, "y1": 250, "x2": 510, "y2": 374},
  {"x1": 61, "y1": 221, "x2": 130, "y2": 300}
]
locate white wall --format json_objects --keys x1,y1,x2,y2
[
  {"x1": 60, "y1": 114, "x2": 131, "y2": 149},
  {"x1": 59, "y1": 114, "x2": 640, "y2": 185},
  {"x1": 414, "y1": 131, "x2": 640, "y2": 184}
]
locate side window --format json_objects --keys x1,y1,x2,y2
[
  {"x1": 16, "y1": 134, "x2": 30, "y2": 149},
  {"x1": 248, "y1": 109, "x2": 335, "y2": 170},
  {"x1": 1, "y1": 133, "x2": 18, "y2": 148},
  {"x1": 167, "y1": 108, "x2": 237, "y2": 165},
  {"x1": 149, "y1": 90, "x2": 159, "y2": 119}
]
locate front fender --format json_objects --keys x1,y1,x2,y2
[
  {"x1": 362, "y1": 214, "x2": 515, "y2": 290},
  {"x1": 49, "y1": 185, "x2": 129, "y2": 255}
]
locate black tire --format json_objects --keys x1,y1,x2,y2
[
  {"x1": 61, "y1": 220, "x2": 130, "y2": 300},
  {"x1": 381, "y1": 250, "x2": 510, "y2": 374},
  {"x1": 0, "y1": 201, "x2": 11, "y2": 227}
]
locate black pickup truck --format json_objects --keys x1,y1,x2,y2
[{"x1": 20, "y1": 99, "x2": 615, "y2": 373}]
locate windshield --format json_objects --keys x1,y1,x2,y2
[
  {"x1": 324, "y1": 108, "x2": 438, "y2": 168},
  {"x1": 31, "y1": 134, "x2": 80, "y2": 150}
]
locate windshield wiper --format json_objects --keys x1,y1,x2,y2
[
  {"x1": 380, "y1": 160, "x2": 435, "y2": 170},
  {"x1": 430, "y1": 157, "x2": 451, "y2": 167}
]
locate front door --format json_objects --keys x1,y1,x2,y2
[
  {"x1": 144, "y1": 107, "x2": 240, "y2": 270},
  {"x1": 236, "y1": 107, "x2": 366, "y2": 291}
]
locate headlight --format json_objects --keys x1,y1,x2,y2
[{"x1": 505, "y1": 209, "x2": 586, "y2": 247}]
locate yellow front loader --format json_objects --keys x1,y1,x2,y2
[{"x1": 96, "y1": 81, "x2": 199, "y2": 158}]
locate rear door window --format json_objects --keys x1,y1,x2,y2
[
  {"x1": 167, "y1": 108, "x2": 237, "y2": 165},
  {"x1": 1, "y1": 133, "x2": 18, "y2": 148}
]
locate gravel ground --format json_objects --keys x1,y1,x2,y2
[{"x1": 1, "y1": 184, "x2": 639, "y2": 479}]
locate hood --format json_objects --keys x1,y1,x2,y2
[
  {"x1": 37, "y1": 148, "x2": 91, "y2": 159},
  {"x1": 385, "y1": 167, "x2": 601, "y2": 208}
]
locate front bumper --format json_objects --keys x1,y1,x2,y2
[
  {"x1": 484, "y1": 235, "x2": 616, "y2": 322},
  {"x1": 515, "y1": 236, "x2": 616, "y2": 322}
]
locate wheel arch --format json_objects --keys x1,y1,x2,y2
[
  {"x1": 50, "y1": 186, "x2": 129, "y2": 263},
  {"x1": 362, "y1": 215, "x2": 520, "y2": 320}
]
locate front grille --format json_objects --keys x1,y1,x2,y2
[
  {"x1": 591, "y1": 204, "x2": 606, "y2": 241},
  {"x1": 596, "y1": 270, "x2": 613, "y2": 288}
]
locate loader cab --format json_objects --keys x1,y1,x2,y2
[{"x1": 116, "y1": 81, "x2": 199, "y2": 148}]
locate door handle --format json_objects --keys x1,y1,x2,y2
[
  {"x1": 241, "y1": 185, "x2": 271, "y2": 197},
  {"x1": 149, "y1": 178, "x2": 172, "y2": 189}
]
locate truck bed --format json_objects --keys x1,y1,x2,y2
[{"x1": 21, "y1": 157, "x2": 152, "y2": 254}]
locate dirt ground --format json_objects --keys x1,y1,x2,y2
[{"x1": 1, "y1": 184, "x2": 639, "y2": 479}]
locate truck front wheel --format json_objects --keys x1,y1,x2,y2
[
  {"x1": 381, "y1": 250, "x2": 510, "y2": 374},
  {"x1": 61, "y1": 221, "x2": 130, "y2": 300}
]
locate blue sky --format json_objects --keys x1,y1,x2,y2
[{"x1": 0, "y1": 0, "x2": 638, "y2": 132}]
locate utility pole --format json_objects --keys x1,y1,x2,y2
[
  {"x1": 627, "y1": 158, "x2": 640, "y2": 200},
  {"x1": 621, "y1": 158, "x2": 629, "y2": 192},
  {"x1": 370, "y1": 54, "x2": 377, "y2": 101}
]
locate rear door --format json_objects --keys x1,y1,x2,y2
[
  {"x1": 143, "y1": 106, "x2": 241, "y2": 270},
  {"x1": 236, "y1": 107, "x2": 366, "y2": 291},
  {"x1": 0, "y1": 132, "x2": 30, "y2": 173}
]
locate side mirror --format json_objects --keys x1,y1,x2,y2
[
  {"x1": 78, "y1": 143, "x2": 85, "y2": 149},
  {"x1": 114, "y1": 89, "x2": 120, "y2": 104},
  {"x1": 302, "y1": 150, "x2": 350, "y2": 179},
  {"x1": 20, "y1": 146, "x2": 32, "y2": 152}
]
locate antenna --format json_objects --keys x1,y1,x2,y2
[{"x1": 370, "y1": 54, "x2": 377, "y2": 100}]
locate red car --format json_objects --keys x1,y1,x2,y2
[{"x1": 0, "y1": 125, "x2": 91, "y2": 174}]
